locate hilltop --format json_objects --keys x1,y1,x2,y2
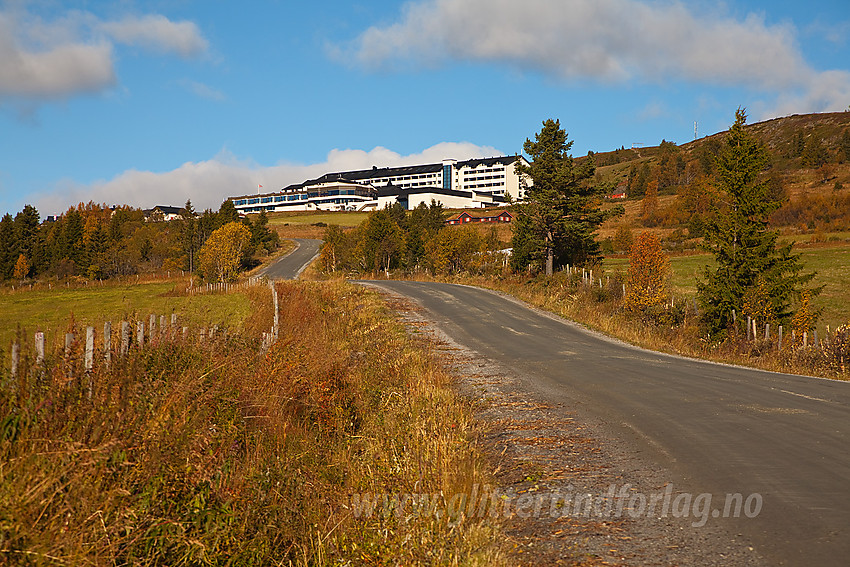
[{"x1": 588, "y1": 111, "x2": 850, "y2": 238}]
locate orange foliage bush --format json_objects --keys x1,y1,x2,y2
[{"x1": 624, "y1": 231, "x2": 670, "y2": 311}]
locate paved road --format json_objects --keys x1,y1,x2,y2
[
  {"x1": 257, "y1": 238, "x2": 322, "y2": 280},
  {"x1": 360, "y1": 280, "x2": 850, "y2": 566}
]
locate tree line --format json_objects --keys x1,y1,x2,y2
[
  {"x1": 323, "y1": 112, "x2": 819, "y2": 341},
  {"x1": 320, "y1": 201, "x2": 505, "y2": 276},
  {"x1": 0, "y1": 199, "x2": 279, "y2": 283}
]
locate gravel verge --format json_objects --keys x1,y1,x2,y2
[{"x1": 372, "y1": 285, "x2": 769, "y2": 567}]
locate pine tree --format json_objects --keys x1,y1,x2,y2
[
  {"x1": 180, "y1": 200, "x2": 198, "y2": 272},
  {"x1": 511, "y1": 119, "x2": 621, "y2": 275},
  {"x1": 0, "y1": 213, "x2": 16, "y2": 279},
  {"x1": 697, "y1": 108, "x2": 817, "y2": 338}
]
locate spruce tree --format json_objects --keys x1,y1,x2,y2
[
  {"x1": 511, "y1": 119, "x2": 620, "y2": 275},
  {"x1": 697, "y1": 108, "x2": 817, "y2": 338}
]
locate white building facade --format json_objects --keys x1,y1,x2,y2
[{"x1": 230, "y1": 155, "x2": 530, "y2": 214}]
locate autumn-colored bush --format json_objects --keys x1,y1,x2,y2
[{"x1": 624, "y1": 231, "x2": 670, "y2": 313}]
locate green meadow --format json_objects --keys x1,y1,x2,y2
[
  {"x1": 604, "y1": 244, "x2": 850, "y2": 332},
  {"x1": 1, "y1": 281, "x2": 251, "y2": 353},
  {"x1": 266, "y1": 210, "x2": 370, "y2": 227}
]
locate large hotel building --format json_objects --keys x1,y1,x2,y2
[{"x1": 230, "y1": 155, "x2": 530, "y2": 214}]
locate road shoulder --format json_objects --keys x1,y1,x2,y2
[{"x1": 367, "y1": 283, "x2": 767, "y2": 567}]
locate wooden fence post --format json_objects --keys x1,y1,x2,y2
[
  {"x1": 35, "y1": 331, "x2": 45, "y2": 364},
  {"x1": 121, "y1": 321, "x2": 130, "y2": 356},
  {"x1": 765, "y1": 323, "x2": 770, "y2": 341},
  {"x1": 160, "y1": 315, "x2": 167, "y2": 337},
  {"x1": 137, "y1": 321, "x2": 145, "y2": 348},
  {"x1": 149, "y1": 314, "x2": 156, "y2": 342},
  {"x1": 778, "y1": 326, "x2": 783, "y2": 351},
  {"x1": 104, "y1": 321, "x2": 112, "y2": 367},
  {"x1": 747, "y1": 316, "x2": 752, "y2": 340},
  {"x1": 803, "y1": 331, "x2": 808, "y2": 348},
  {"x1": 85, "y1": 326, "x2": 95, "y2": 371},
  {"x1": 65, "y1": 332, "x2": 75, "y2": 378},
  {"x1": 271, "y1": 281, "x2": 279, "y2": 344},
  {"x1": 11, "y1": 341, "x2": 19, "y2": 379}
]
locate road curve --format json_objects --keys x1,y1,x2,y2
[
  {"x1": 359, "y1": 280, "x2": 850, "y2": 567},
  {"x1": 257, "y1": 238, "x2": 322, "y2": 280}
]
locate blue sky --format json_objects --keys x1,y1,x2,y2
[{"x1": 1, "y1": 0, "x2": 849, "y2": 217}]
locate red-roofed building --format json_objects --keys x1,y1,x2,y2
[{"x1": 446, "y1": 210, "x2": 513, "y2": 225}]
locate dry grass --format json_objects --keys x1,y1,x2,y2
[
  {"x1": 410, "y1": 271, "x2": 849, "y2": 381},
  {"x1": 0, "y1": 281, "x2": 509, "y2": 565}
]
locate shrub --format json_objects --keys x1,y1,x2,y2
[{"x1": 624, "y1": 231, "x2": 670, "y2": 313}]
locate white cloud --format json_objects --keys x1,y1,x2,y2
[
  {"x1": 0, "y1": 34, "x2": 115, "y2": 97},
  {"x1": 99, "y1": 15, "x2": 208, "y2": 58},
  {"x1": 33, "y1": 142, "x2": 502, "y2": 215},
  {"x1": 0, "y1": 7, "x2": 208, "y2": 99},
  {"x1": 342, "y1": 0, "x2": 850, "y2": 115},
  {"x1": 763, "y1": 70, "x2": 850, "y2": 118}
]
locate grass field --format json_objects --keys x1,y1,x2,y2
[
  {"x1": 0, "y1": 281, "x2": 251, "y2": 353},
  {"x1": 266, "y1": 210, "x2": 370, "y2": 227},
  {"x1": 604, "y1": 243, "x2": 850, "y2": 332}
]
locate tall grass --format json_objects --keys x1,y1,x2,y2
[
  {"x1": 424, "y1": 270, "x2": 849, "y2": 380},
  {"x1": 0, "y1": 282, "x2": 507, "y2": 565}
]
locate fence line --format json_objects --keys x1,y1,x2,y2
[{"x1": 6, "y1": 276, "x2": 280, "y2": 379}]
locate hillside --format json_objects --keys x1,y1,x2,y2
[{"x1": 589, "y1": 111, "x2": 850, "y2": 237}]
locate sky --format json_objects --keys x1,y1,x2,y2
[{"x1": 1, "y1": 0, "x2": 849, "y2": 217}]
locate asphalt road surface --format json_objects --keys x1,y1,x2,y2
[
  {"x1": 360, "y1": 280, "x2": 850, "y2": 567},
  {"x1": 257, "y1": 238, "x2": 321, "y2": 280}
]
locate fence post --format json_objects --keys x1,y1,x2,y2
[
  {"x1": 104, "y1": 321, "x2": 112, "y2": 367},
  {"x1": 778, "y1": 325, "x2": 783, "y2": 351},
  {"x1": 160, "y1": 315, "x2": 167, "y2": 338},
  {"x1": 121, "y1": 321, "x2": 130, "y2": 356},
  {"x1": 137, "y1": 321, "x2": 145, "y2": 348},
  {"x1": 271, "y1": 281, "x2": 279, "y2": 343},
  {"x1": 803, "y1": 331, "x2": 808, "y2": 348},
  {"x1": 182, "y1": 326, "x2": 189, "y2": 341},
  {"x1": 200, "y1": 328, "x2": 206, "y2": 343},
  {"x1": 11, "y1": 341, "x2": 19, "y2": 379},
  {"x1": 171, "y1": 314, "x2": 178, "y2": 333},
  {"x1": 149, "y1": 314, "x2": 156, "y2": 342},
  {"x1": 747, "y1": 316, "x2": 752, "y2": 340},
  {"x1": 65, "y1": 332, "x2": 75, "y2": 378},
  {"x1": 35, "y1": 331, "x2": 45, "y2": 364},
  {"x1": 85, "y1": 326, "x2": 95, "y2": 371},
  {"x1": 765, "y1": 323, "x2": 770, "y2": 341},
  {"x1": 752, "y1": 318, "x2": 757, "y2": 341}
]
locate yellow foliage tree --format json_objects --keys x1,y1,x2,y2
[
  {"x1": 624, "y1": 231, "x2": 670, "y2": 311},
  {"x1": 197, "y1": 222, "x2": 251, "y2": 282},
  {"x1": 13, "y1": 254, "x2": 29, "y2": 280},
  {"x1": 791, "y1": 290, "x2": 817, "y2": 338},
  {"x1": 427, "y1": 226, "x2": 483, "y2": 274}
]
